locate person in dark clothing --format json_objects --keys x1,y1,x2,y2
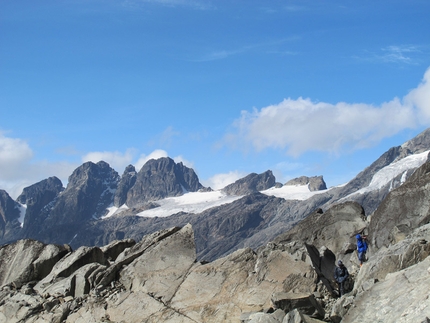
[
  {"x1": 334, "y1": 260, "x2": 349, "y2": 297},
  {"x1": 356, "y1": 233, "x2": 368, "y2": 266}
]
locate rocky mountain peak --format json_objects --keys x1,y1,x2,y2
[
  {"x1": 16, "y1": 177, "x2": 64, "y2": 235},
  {"x1": 222, "y1": 170, "x2": 276, "y2": 196},
  {"x1": 285, "y1": 175, "x2": 327, "y2": 191},
  {"x1": 125, "y1": 157, "x2": 204, "y2": 207},
  {"x1": 44, "y1": 161, "x2": 120, "y2": 227}
]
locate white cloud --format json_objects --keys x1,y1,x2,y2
[
  {"x1": 202, "y1": 171, "x2": 246, "y2": 190},
  {"x1": 379, "y1": 45, "x2": 420, "y2": 64},
  {"x1": 223, "y1": 67, "x2": 430, "y2": 156},
  {"x1": 172, "y1": 155, "x2": 194, "y2": 168},
  {"x1": 0, "y1": 133, "x2": 78, "y2": 198},
  {"x1": 82, "y1": 149, "x2": 137, "y2": 172},
  {"x1": 356, "y1": 45, "x2": 423, "y2": 65},
  {"x1": 0, "y1": 133, "x2": 33, "y2": 174},
  {"x1": 135, "y1": 149, "x2": 169, "y2": 170}
]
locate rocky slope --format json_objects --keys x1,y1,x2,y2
[{"x1": 1, "y1": 156, "x2": 430, "y2": 322}]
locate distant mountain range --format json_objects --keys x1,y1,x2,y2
[{"x1": 1, "y1": 128, "x2": 430, "y2": 261}]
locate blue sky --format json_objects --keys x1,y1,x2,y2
[{"x1": 1, "y1": 0, "x2": 430, "y2": 198}]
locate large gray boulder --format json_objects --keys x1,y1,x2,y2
[
  {"x1": 0, "y1": 239, "x2": 70, "y2": 289},
  {"x1": 119, "y1": 224, "x2": 196, "y2": 302},
  {"x1": 34, "y1": 245, "x2": 109, "y2": 296},
  {"x1": 342, "y1": 255, "x2": 430, "y2": 323},
  {"x1": 354, "y1": 223, "x2": 430, "y2": 295},
  {"x1": 274, "y1": 202, "x2": 367, "y2": 259}
]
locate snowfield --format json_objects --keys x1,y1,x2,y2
[{"x1": 345, "y1": 150, "x2": 430, "y2": 198}]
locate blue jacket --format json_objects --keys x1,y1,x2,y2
[{"x1": 356, "y1": 234, "x2": 368, "y2": 253}]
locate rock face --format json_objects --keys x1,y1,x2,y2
[
  {"x1": 113, "y1": 164, "x2": 137, "y2": 207},
  {"x1": 16, "y1": 177, "x2": 64, "y2": 236},
  {"x1": 0, "y1": 239, "x2": 70, "y2": 288},
  {"x1": 0, "y1": 225, "x2": 332, "y2": 323},
  {"x1": 0, "y1": 189, "x2": 21, "y2": 242},
  {"x1": 285, "y1": 176, "x2": 327, "y2": 191},
  {"x1": 222, "y1": 170, "x2": 276, "y2": 196},
  {"x1": 125, "y1": 157, "x2": 203, "y2": 207}
]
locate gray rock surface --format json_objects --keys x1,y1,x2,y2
[
  {"x1": 342, "y1": 255, "x2": 430, "y2": 323},
  {"x1": 0, "y1": 239, "x2": 70, "y2": 288},
  {"x1": 16, "y1": 176, "x2": 64, "y2": 237},
  {"x1": 0, "y1": 189, "x2": 21, "y2": 242},
  {"x1": 113, "y1": 164, "x2": 137, "y2": 207}
]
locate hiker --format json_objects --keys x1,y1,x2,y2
[
  {"x1": 334, "y1": 260, "x2": 349, "y2": 297},
  {"x1": 356, "y1": 233, "x2": 368, "y2": 266}
]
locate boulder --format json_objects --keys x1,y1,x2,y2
[
  {"x1": 0, "y1": 239, "x2": 70, "y2": 289},
  {"x1": 342, "y1": 255, "x2": 430, "y2": 323},
  {"x1": 283, "y1": 309, "x2": 327, "y2": 323},
  {"x1": 244, "y1": 309, "x2": 286, "y2": 323},
  {"x1": 271, "y1": 292, "x2": 324, "y2": 318},
  {"x1": 274, "y1": 201, "x2": 368, "y2": 260},
  {"x1": 119, "y1": 224, "x2": 197, "y2": 303},
  {"x1": 100, "y1": 238, "x2": 136, "y2": 262},
  {"x1": 34, "y1": 245, "x2": 109, "y2": 295},
  {"x1": 354, "y1": 223, "x2": 430, "y2": 294}
]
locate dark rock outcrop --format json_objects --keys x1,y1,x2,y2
[
  {"x1": 222, "y1": 170, "x2": 276, "y2": 196},
  {"x1": 16, "y1": 177, "x2": 64, "y2": 235},
  {"x1": 47, "y1": 161, "x2": 119, "y2": 224},
  {"x1": 285, "y1": 176, "x2": 327, "y2": 191},
  {"x1": 113, "y1": 164, "x2": 137, "y2": 207},
  {"x1": 0, "y1": 189, "x2": 21, "y2": 242}
]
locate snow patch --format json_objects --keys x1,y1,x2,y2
[
  {"x1": 348, "y1": 150, "x2": 429, "y2": 197},
  {"x1": 102, "y1": 204, "x2": 129, "y2": 219},
  {"x1": 261, "y1": 184, "x2": 329, "y2": 200},
  {"x1": 136, "y1": 190, "x2": 242, "y2": 218},
  {"x1": 17, "y1": 204, "x2": 27, "y2": 228}
]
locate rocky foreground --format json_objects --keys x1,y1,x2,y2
[{"x1": 2, "y1": 160, "x2": 430, "y2": 322}]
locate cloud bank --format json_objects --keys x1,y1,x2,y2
[{"x1": 224, "y1": 67, "x2": 430, "y2": 156}]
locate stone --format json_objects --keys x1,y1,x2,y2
[
  {"x1": 271, "y1": 292, "x2": 325, "y2": 319},
  {"x1": 119, "y1": 224, "x2": 196, "y2": 302},
  {"x1": 342, "y1": 256, "x2": 430, "y2": 323},
  {"x1": 100, "y1": 238, "x2": 136, "y2": 262},
  {"x1": 0, "y1": 239, "x2": 70, "y2": 289}
]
